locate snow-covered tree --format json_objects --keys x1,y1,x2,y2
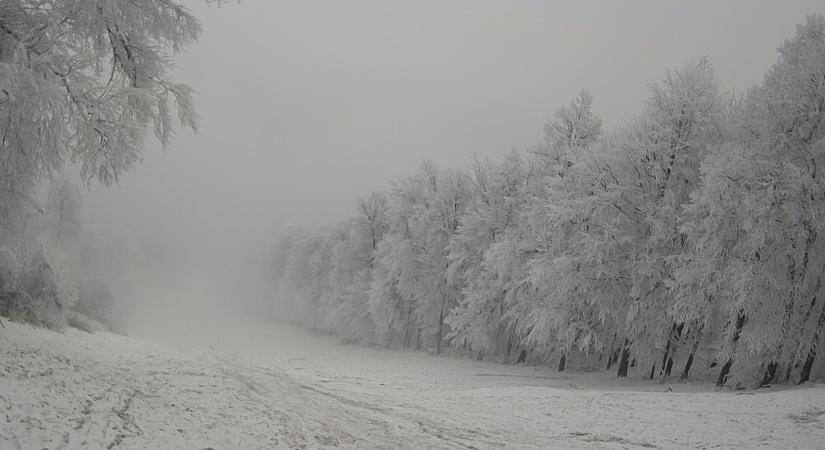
[
  {"x1": 368, "y1": 162, "x2": 470, "y2": 353},
  {"x1": 1, "y1": 0, "x2": 203, "y2": 329},
  {"x1": 267, "y1": 15, "x2": 825, "y2": 386},
  {"x1": 541, "y1": 89, "x2": 602, "y2": 164},
  {"x1": 325, "y1": 196, "x2": 389, "y2": 343},
  {"x1": 515, "y1": 91, "x2": 615, "y2": 370},
  {"x1": 673, "y1": 15, "x2": 825, "y2": 386},
  {"x1": 0, "y1": 0, "x2": 200, "y2": 229},
  {"x1": 446, "y1": 152, "x2": 531, "y2": 360},
  {"x1": 616, "y1": 58, "x2": 724, "y2": 379}
]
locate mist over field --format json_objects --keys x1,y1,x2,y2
[
  {"x1": 82, "y1": 0, "x2": 825, "y2": 331},
  {"x1": 3, "y1": 1, "x2": 825, "y2": 448}
]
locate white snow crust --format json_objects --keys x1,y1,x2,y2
[{"x1": 2, "y1": 319, "x2": 824, "y2": 449}]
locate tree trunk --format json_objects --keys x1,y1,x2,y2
[
  {"x1": 506, "y1": 319, "x2": 518, "y2": 359},
  {"x1": 788, "y1": 228, "x2": 822, "y2": 384},
  {"x1": 660, "y1": 323, "x2": 682, "y2": 378},
  {"x1": 617, "y1": 339, "x2": 631, "y2": 378},
  {"x1": 649, "y1": 364, "x2": 656, "y2": 380},
  {"x1": 762, "y1": 361, "x2": 778, "y2": 386},
  {"x1": 681, "y1": 352, "x2": 695, "y2": 379},
  {"x1": 798, "y1": 352, "x2": 815, "y2": 384},
  {"x1": 716, "y1": 359, "x2": 733, "y2": 387},
  {"x1": 717, "y1": 312, "x2": 746, "y2": 387},
  {"x1": 799, "y1": 308, "x2": 825, "y2": 384},
  {"x1": 494, "y1": 304, "x2": 504, "y2": 355},
  {"x1": 660, "y1": 346, "x2": 671, "y2": 378},
  {"x1": 435, "y1": 299, "x2": 445, "y2": 355},
  {"x1": 557, "y1": 352, "x2": 566, "y2": 372}
]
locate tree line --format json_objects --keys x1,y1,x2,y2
[{"x1": 269, "y1": 15, "x2": 825, "y2": 388}]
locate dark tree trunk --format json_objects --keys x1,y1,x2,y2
[
  {"x1": 782, "y1": 362, "x2": 793, "y2": 383},
  {"x1": 660, "y1": 345, "x2": 671, "y2": 378},
  {"x1": 435, "y1": 301, "x2": 444, "y2": 356},
  {"x1": 716, "y1": 359, "x2": 733, "y2": 387},
  {"x1": 681, "y1": 352, "x2": 695, "y2": 379},
  {"x1": 557, "y1": 352, "x2": 566, "y2": 372},
  {"x1": 799, "y1": 307, "x2": 825, "y2": 384},
  {"x1": 681, "y1": 333, "x2": 702, "y2": 379},
  {"x1": 717, "y1": 312, "x2": 746, "y2": 387},
  {"x1": 649, "y1": 364, "x2": 656, "y2": 380},
  {"x1": 799, "y1": 352, "x2": 815, "y2": 384},
  {"x1": 660, "y1": 323, "x2": 683, "y2": 378},
  {"x1": 665, "y1": 357, "x2": 674, "y2": 376},
  {"x1": 762, "y1": 361, "x2": 778, "y2": 386},
  {"x1": 617, "y1": 341, "x2": 631, "y2": 378}
]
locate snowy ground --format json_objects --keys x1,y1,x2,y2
[{"x1": 2, "y1": 315, "x2": 825, "y2": 449}]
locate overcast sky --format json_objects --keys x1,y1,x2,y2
[{"x1": 85, "y1": 0, "x2": 824, "y2": 275}]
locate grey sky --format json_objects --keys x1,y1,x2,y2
[{"x1": 85, "y1": 0, "x2": 823, "y2": 275}]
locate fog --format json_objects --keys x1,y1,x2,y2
[
  {"x1": 8, "y1": 2, "x2": 825, "y2": 447},
  {"x1": 83, "y1": 0, "x2": 822, "y2": 331}
]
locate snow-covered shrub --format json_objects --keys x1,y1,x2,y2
[{"x1": 0, "y1": 246, "x2": 77, "y2": 331}]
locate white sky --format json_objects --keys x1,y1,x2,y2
[{"x1": 85, "y1": 0, "x2": 824, "y2": 274}]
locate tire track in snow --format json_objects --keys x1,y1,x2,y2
[
  {"x1": 106, "y1": 388, "x2": 143, "y2": 449},
  {"x1": 220, "y1": 354, "x2": 509, "y2": 449}
]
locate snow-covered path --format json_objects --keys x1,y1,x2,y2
[{"x1": 2, "y1": 318, "x2": 824, "y2": 449}]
